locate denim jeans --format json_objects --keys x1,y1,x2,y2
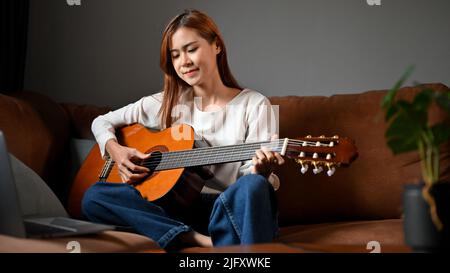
[{"x1": 81, "y1": 173, "x2": 278, "y2": 250}]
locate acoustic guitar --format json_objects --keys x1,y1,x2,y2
[{"x1": 68, "y1": 123, "x2": 358, "y2": 217}]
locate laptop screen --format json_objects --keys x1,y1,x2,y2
[{"x1": 0, "y1": 131, "x2": 27, "y2": 238}]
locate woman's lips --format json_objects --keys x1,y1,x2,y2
[{"x1": 183, "y1": 68, "x2": 199, "y2": 77}]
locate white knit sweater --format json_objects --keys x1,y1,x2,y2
[{"x1": 91, "y1": 88, "x2": 280, "y2": 193}]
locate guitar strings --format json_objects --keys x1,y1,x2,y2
[
  {"x1": 135, "y1": 139, "x2": 337, "y2": 169},
  {"x1": 107, "y1": 141, "x2": 335, "y2": 172},
  {"x1": 145, "y1": 139, "x2": 333, "y2": 160},
  {"x1": 141, "y1": 139, "x2": 334, "y2": 168},
  {"x1": 142, "y1": 138, "x2": 332, "y2": 161}
]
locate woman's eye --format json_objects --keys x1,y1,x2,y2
[
  {"x1": 172, "y1": 55, "x2": 179, "y2": 59},
  {"x1": 188, "y1": 48, "x2": 197, "y2": 53}
]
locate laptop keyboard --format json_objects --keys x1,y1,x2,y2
[
  {"x1": 24, "y1": 221, "x2": 72, "y2": 237},
  {"x1": 50, "y1": 217, "x2": 87, "y2": 227},
  {"x1": 23, "y1": 217, "x2": 115, "y2": 238}
]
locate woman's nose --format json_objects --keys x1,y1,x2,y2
[{"x1": 181, "y1": 53, "x2": 192, "y2": 66}]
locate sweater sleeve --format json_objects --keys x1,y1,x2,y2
[
  {"x1": 238, "y1": 96, "x2": 281, "y2": 190},
  {"x1": 91, "y1": 93, "x2": 162, "y2": 159}
]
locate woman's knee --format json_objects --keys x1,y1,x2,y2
[
  {"x1": 81, "y1": 182, "x2": 130, "y2": 217},
  {"x1": 234, "y1": 174, "x2": 272, "y2": 196}
]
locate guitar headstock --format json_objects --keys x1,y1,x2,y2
[{"x1": 284, "y1": 135, "x2": 358, "y2": 176}]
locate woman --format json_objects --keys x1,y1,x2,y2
[{"x1": 82, "y1": 9, "x2": 284, "y2": 251}]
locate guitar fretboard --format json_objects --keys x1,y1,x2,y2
[{"x1": 151, "y1": 139, "x2": 285, "y2": 171}]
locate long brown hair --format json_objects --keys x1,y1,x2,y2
[{"x1": 159, "y1": 9, "x2": 241, "y2": 128}]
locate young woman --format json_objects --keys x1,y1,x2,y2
[{"x1": 82, "y1": 9, "x2": 284, "y2": 251}]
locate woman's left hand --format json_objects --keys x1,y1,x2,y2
[{"x1": 251, "y1": 135, "x2": 285, "y2": 178}]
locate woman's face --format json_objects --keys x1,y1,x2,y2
[{"x1": 170, "y1": 27, "x2": 220, "y2": 87}]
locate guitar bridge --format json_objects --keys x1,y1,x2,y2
[{"x1": 99, "y1": 157, "x2": 114, "y2": 182}]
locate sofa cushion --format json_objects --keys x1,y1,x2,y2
[
  {"x1": 67, "y1": 138, "x2": 97, "y2": 193},
  {"x1": 10, "y1": 153, "x2": 68, "y2": 218},
  {"x1": 0, "y1": 91, "x2": 71, "y2": 200},
  {"x1": 276, "y1": 219, "x2": 405, "y2": 246},
  {"x1": 269, "y1": 83, "x2": 450, "y2": 226},
  {"x1": 61, "y1": 103, "x2": 111, "y2": 139}
]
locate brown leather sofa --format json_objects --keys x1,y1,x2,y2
[{"x1": 0, "y1": 83, "x2": 449, "y2": 252}]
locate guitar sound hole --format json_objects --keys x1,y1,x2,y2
[
  {"x1": 130, "y1": 151, "x2": 162, "y2": 186},
  {"x1": 146, "y1": 151, "x2": 162, "y2": 173}
]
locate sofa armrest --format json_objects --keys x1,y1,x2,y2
[
  {"x1": 0, "y1": 231, "x2": 163, "y2": 253},
  {"x1": 61, "y1": 103, "x2": 111, "y2": 140}
]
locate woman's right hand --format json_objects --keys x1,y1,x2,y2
[{"x1": 105, "y1": 139, "x2": 150, "y2": 184}]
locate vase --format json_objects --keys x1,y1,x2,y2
[{"x1": 403, "y1": 182, "x2": 450, "y2": 252}]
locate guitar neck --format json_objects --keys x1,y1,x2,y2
[
  {"x1": 98, "y1": 130, "x2": 355, "y2": 182},
  {"x1": 151, "y1": 139, "x2": 287, "y2": 171}
]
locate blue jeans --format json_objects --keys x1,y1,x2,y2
[{"x1": 81, "y1": 173, "x2": 278, "y2": 250}]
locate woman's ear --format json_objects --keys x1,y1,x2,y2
[{"x1": 215, "y1": 41, "x2": 221, "y2": 54}]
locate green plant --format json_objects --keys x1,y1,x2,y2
[{"x1": 381, "y1": 65, "x2": 450, "y2": 230}]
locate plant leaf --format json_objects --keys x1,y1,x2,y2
[
  {"x1": 413, "y1": 89, "x2": 433, "y2": 112},
  {"x1": 395, "y1": 99, "x2": 428, "y2": 127},
  {"x1": 385, "y1": 112, "x2": 423, "y2": 154},
  {"x1": 431, "y1": 122, "x2": 450, "y2": 146},
  {"x1": 387, "y1": 136, "x2": 418, "y2": 154},
  {"x1": 381, "y1": 65, "x2": 415, "y2": 110},
  {"x1": 384, "y1": 97, "x2": 428, "y2": 156},
  {"x1": 385, "y1": 104, "x2": 398, "y2": 121},
  {"x1": 436, "y1": 91, "x2": 450, "y2": 114},
  {"x1": 385, "y1": 114, "x2": 422, "y2": 139}
]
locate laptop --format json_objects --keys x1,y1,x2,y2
[{"x1": 0, "y1": 130, "x2": 115, "y2": 238}]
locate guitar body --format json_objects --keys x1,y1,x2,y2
[{"x1": 68, "y1": 123, "x2": 201, "y2": 218}]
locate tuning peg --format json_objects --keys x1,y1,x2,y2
[
  {"x1": 328, "y1": 142, "x2": 334, "y2": 147},
  {"x1": 312, "y1": 161, "x2": 323, "y2": 174},
  {"x1": 301, "y1": 164, "x2": 309, "y2": 174},
  {"x1": 320, "y1": 135, "x2": 325, "y2": 138},
  {"x1": 326, "y1": 163, "x2": 336, "y2": 176},
  {"x1": 296, "y1": 159, "x2": 309, "y2": 174}
]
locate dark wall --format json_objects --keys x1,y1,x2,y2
[{"x1": 24, "y1": 0, "x2": 450, "y2": 108}]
